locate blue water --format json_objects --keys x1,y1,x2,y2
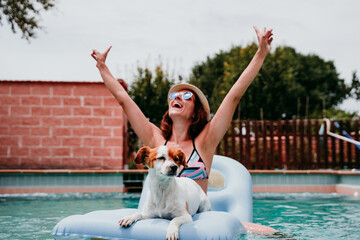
[
  {"x1": 0, "y1": 192, "x2": 359, "y2": 240},
  {"x1": 251, "y1": 193, "x2": 360, "y2": 240}
]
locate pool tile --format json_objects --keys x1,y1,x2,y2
[{"x1": 1, "y1": 169, "x2": 359, "y2": 195}]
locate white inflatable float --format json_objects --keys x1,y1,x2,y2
[{"x1": 52, "y1": 155, "x2": 253, "y2": 239}]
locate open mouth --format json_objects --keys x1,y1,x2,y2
[{"x1": 172, "y1": 102, "x2": 182, "y2": 109}]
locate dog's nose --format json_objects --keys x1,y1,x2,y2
[{"x1": 170, "y1": 165, "x2": 178, "y2": 172}]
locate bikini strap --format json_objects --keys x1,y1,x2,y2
[
  {"x1": 192, "y1": 138, "x2": 196, "y2": 149},
  {"x1": 164, "y1": 139, "x2": 168, "y2": 146}
]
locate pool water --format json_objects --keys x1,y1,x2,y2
[
  {"x1": 251, "y1": 193, "x2": 360, "y2": 240},
  {"x1": 0, "y1": 193, "x2": 359, "y2": 240}
]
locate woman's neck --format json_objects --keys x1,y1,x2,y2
[{"x1": 170, "y1": 119, "x2": 192, "y2": 144}]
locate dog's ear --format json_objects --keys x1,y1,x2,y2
[
  {"x1": 134, "y1": 146, "x2": 151, "y2": 166},
  {"x1": 175, "y1": 149, "x2": 187, "y2": 168}
]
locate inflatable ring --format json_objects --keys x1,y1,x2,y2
[{"x1": 52, "y1": 155, "x2": 253, "y2": 239}]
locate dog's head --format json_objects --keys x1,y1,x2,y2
[{"x1": 134, "y1": 145, "x2": 187, "y2": 177}]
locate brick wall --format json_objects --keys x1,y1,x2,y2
[{"x1": 0, "y1": 81, "x2": 126, "y2": 169}]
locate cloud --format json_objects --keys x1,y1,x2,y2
[{"x1": 0, "y1": 0, "x2": 359, "y2": 112}]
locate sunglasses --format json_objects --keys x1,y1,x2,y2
[{"x1": 169, "y1": 92, "x2": 193, "y2": 100}]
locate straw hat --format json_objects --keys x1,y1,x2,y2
[{"x1": 168, "y1": 83, "x2": 210, "y2": 120}]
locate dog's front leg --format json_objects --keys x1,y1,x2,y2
[
  {"x1": 166, "y1": 214, "x2": 192, "y2": 240},
  {"x1": 118, "y1": 212, "x2": 142, "y2": 227}
]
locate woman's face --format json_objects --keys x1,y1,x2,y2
[{"x1": 168, "y1": 90, "x2": 196, "y2": 121}]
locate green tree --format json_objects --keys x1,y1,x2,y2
[
  {"x1": 322, "y1": 107, "x2": 358, "y2": 119},
  {"x1": 129, "y1": 65, "x2": 176, "y2": 126},
  {"x1": 0, "y1": 0, "x2": 55, "y2": 40},
  {"x1": 190, "y1": 44, "x2": 353, "y2": 120},
  {"x1": 350, "y1": 71, "x2": 360, "y2": 100}
]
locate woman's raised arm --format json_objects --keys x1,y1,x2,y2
[
  {"x1": 200, "y1": 27, "x2": 273, "y2": 150},
  {"x1": 91, "y1": 47, "x2": 163, "y2": 147}
]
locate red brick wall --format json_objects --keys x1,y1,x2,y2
[{"x1": 0, "y1": 81, "x2": 126, "y2": 169}]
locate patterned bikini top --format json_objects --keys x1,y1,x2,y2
[{"x1": 164, "y1": 139, "x2": 209, "y2": 180}]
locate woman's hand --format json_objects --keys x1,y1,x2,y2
[
  {"x1": 91, "y1": 46, "x2": 112, "y2": 68},
  {"x1": 253, "y1": 26, "x2": 273, "y2": 56}
]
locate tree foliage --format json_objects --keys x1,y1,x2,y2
[
  {"x1": 0, "y1": 0, "x2": 55, "y2": 40},
  {"x1": 190, "y1": 44, "x2": 353, "y2": 120},
  {"x1": 129, "y1": 66, "x2": 177, "y2": 126},
  {"x1": 350, "y1": 71, "x2": 360, "y2": 100}
]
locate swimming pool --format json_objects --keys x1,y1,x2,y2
[{"x1": 0, "y1": 193, "x2": 359, "y2": 240}]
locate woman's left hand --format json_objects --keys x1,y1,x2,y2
[
  {"x1": 91, "y1": 46, "x2": 112, "y2": 69},
  {"x1": 253, "y1": 26, "x2": 273, "y2": 55}
]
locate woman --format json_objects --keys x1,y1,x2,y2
[{"x1": 91, "y1": 26, "x2": 273, "y2": 194}]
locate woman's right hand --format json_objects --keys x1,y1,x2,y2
[
  {"x1": 91, "y1": 46, "x2": 112, "y2": 68},
  {"x1": 253, "y1": 26, "x2": 273, "y2": 57}
]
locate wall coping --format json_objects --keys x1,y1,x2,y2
[
  {"x1": 250, "y1": 170, "x2": 360, "y2": 175},
  {"x1": 0, "y1": 169, "x2": 359, "y2": 175},
  {"x1": 0, "y1": 80, "x2": 103, "y2": 84},
  {"x1": 0, "y1": 169, "x2": 147, "y2": 174}
]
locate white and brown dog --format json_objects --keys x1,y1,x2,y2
[{"x1": 119, "y1": 145, "x2": 211, "y2": 240}]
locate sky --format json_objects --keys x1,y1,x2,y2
[{"x1": 0, "y1": 0, "x2": 359, "y2": 113}]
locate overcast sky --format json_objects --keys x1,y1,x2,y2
[{"x1": 0, "y1": 0, "x2": 359, "y2": 113}]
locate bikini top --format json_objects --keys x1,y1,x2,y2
[{"x1": 164, "y1": 139, "x2": 209, "y2": 180}]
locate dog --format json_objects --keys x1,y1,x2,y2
[{"x1": 119, "y1": 145, "x2": 211, "y2": 240}]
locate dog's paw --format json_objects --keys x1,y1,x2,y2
[
  {"x1": 166, "y1": 225, "x2": 179, "y2": 240},
  {"x1": 118, "y1": 216, "x2": 136, "y2": 227}
]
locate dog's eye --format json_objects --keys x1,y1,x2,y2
[
  {"x1": 173, "y1": 157, "x2": 179, "y2": 162},
  {"x1": 157, "y1": 156, "x2": 165, "y2": 161}
]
